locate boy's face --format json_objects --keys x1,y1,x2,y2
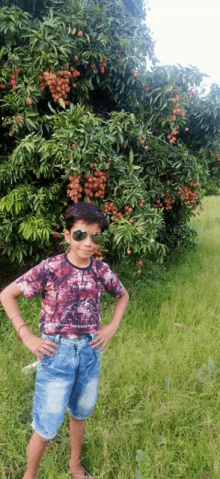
[{"x1": 64, "y1": 220, "x2": 102, "y2": 265}]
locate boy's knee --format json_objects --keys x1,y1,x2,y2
[
  {"x1": 35, "y1": 431, "x2": 52, "y2": 443},
  {"x1": 41, "y1": 436, "x2": 51, "y2": 443}
]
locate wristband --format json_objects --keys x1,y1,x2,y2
[
  {"x1": 10, "y1": 312, "x2": 22, "y2": 321},
  {"x1": 16, "y1": 323, "x2": 28, "y2": 342}
]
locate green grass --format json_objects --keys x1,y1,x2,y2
[{"x1": 1, "y1": 196, "x2": 220, "y2": 478}]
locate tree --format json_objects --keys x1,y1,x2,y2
[
  {"x1": 176, "y1": 82, "x2": 220, "y2": 194},
  {"x1": 0, "y1": 0, "x2": 205, "y2": 272},
  {"x1": 0, "y1": 0, "x2": 146, "y2": 20}
]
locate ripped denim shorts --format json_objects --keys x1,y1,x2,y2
[{"x1": 32, "y1": 333, "x2": 101, "y2": 440}]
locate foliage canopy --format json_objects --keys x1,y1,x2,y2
[{"x1": 0, "y1": 0, "x2": 215, "y2": 272}]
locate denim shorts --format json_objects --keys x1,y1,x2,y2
[{"x1": 31, "y1": 333, "x2": 102, "y2": 440}]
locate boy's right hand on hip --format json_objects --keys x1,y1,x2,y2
[{"x1": 21, "y1": 331, "x2": 59, "y2": 361}]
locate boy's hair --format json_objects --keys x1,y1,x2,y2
[{"x1": 64, "y1": 202, "x2": 109, "y2": 232}]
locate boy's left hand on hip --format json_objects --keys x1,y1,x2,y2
[{"x1": 89, "y1": 324, "x2": 117, "y2": 351}]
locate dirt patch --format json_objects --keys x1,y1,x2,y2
[
  {"x1": 0, "y1": 239, "x2": 65, "y2": 292},
  {"x1": 0, "y1": 254, "x2": 34, "y2": 292}
]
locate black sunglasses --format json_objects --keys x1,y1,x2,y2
[{"x1": 72, "y1": 230, "x2": 104, "y2": 245}]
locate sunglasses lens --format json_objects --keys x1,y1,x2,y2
[
  {"x1": 72, "y1": 230, "x2": 104, "y2": 244},
  {"x1": 92, "y1": 233, "x2": 103, "y2": 245},
  {"x1": 72, "y1": 230, "x2": 87, "y2": 241}
]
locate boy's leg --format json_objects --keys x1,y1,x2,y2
[
  {"x1": 68, "y1": 336, "x2": 101, "y2": 478},
  {"x1": 23, "y1": 431, "x2": 49, "y2": 479},
  {"x1": 69, "y1": 416, "x2": 86, "y2": 478}
]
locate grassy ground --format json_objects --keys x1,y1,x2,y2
[{"x1": 1, "y1": 196, "x2": 220, "y2": 479}]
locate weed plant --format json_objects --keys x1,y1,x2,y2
[{"x1": 1, "y1": 196, "x2": 220, "y2": 478}]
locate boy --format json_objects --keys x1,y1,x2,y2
[{"x1": 0, "y1": 202, "x2": 129, "y2": 479}]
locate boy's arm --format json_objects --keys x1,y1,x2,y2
[
  {"x1": 89, "y1": 285, "x2": 129, "y2": 351},
  {"x1": 0, "y1": 281, "x2": 25, "y2": 329},
  {"x1": 0, "y1": 281, "x2": 59, "y2": 360}
]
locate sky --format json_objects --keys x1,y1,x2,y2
[{"x1": 144, "y1": 0, "x2": 220, "y2": 90}]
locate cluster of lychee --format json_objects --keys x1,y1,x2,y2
[
  {"x1": 178, "y1": 183, "x2": 201, "y2": 209},
  {"x1": 132, "y1": 68, "x2": 138, "y2": 78},
  {"x1": 90, "y1": 63, "x2": 96, "y2": 73},
  {"x1": 7, "y1": 68, "x2": 21, "y2": 91},
  {"x1": 1, "y1": 68, "x2": 33, "y2": 104},
  {"x1": 9, "y1": 114, "x2": 22, "y2": 124},
  {"x1": 143, "y1": 83, "x2": 149, "y2": 92},
  {"x1": 26, "y1": 97, "x2": 33, "y2": 105},
  {"x1": 172, "y1": 94, "x2": 180, "y2": 104},
  {"x1": 99, "y1": 58, "x2": 107, "y2": 74},
  {"x1": 67, "y1": 174, "x2": 83, "y2": 202},
  {"x1": 124, "y1": 205, "x2": 134, "y2": 218},
  {"x1": 172, "y1": 108, "x2": 185, "y2": 122},
  {"x1": 67, "y1": 164, "x2": 108, "y2": 203},
  {"x1": 163, "y1": 192, "x2": 175, "y2": 210},
  {"x1": 39, "y1": 68, "x2": 80, "y2": 104},
  {"x1": 185, "y1": 89, "x2": 198, "y2": 100},
  {"x1": 167, "y1": 126, "x2": 179, "y2": 144},
  {"x1": 7, "y1": 113, "x2": 23, "y2": 137},
  {"x1": 10, "y1": 73, "x2": 17, "y2": 90},
  {"x1": 103, "y1": 203, "x2": 137, "y2": 224},
  {"x1": 0, "y1": 67, "x2": 22, "y2": 91},
  {"x1": 93, "y1": 248, "x2": 105, "y2": 261},
  {"x1": 127, "y1": 247, "x2": 143, "y2": 273},
  {"x1": 103, "y1": 202, "x2": 119, "y2": 215},
  {"x1": 126, "y1": 248, "x2": 143, "y2": 274},
  {"x1": 138, "y1": 198, "x2": 144, "y2": 207},
  {"x1": 188, "y1": 182, "x2": 199, "y2": 188},
  {"x1": 216, "y1": 154, "x2": 220, "y2": 162},
  {"x1": 16, "y1": 114, "x2": 23, "y2": 122},
  {"x1": 153, "y1": 198, "x2": 163, "y2": 211},
  {"x1": 153, "y1": 193, "x2": 175, "y2": 211},
  {"x1": 103, "y1": 202, "x2": 123, "y2": 221},
  {"x1": 83, "y1": 165, "x2": 108, "y2": 199},
  {"x1": 124, "y1": 206, "x2": 135, "y2": 223},
  {"x1": 52, "y1": 225, "x2": 61, "y2": 239},
  {"x1": 138, "y1": 133, "x2": 149, "y2": 150},
  {"x1": 137, "y1": 260, "x2": 143, "y2": 275}
]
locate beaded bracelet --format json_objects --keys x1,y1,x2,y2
[{"x1": 16, "y1": 323, "x2": 28, "y2": 342}]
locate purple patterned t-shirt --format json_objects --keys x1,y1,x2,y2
[{"x1": 16, "y1": 253, "x2": 123, "y2": 339}]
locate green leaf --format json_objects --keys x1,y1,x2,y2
[
  {"x1": 206, "y1": 356, "x2": 217, "y2": 375},
  {"x1": 129, "y1": 149, "x2": 134, "y2": 164},
  {"x1": 163, "y1": 377, "x2": 169, "y2": 390},
  {"x1": 25, "y1": 118, "x2": 38, "y2": 129},
  {"x1": 135, "y1": 471, "x2": 143, "y2": 479},
  {"x1": 57, "y1": 437, "x2": 71, "y2": 443},
  {"x1": 48, "y1": 102, "x2": 56, "y2": 114},
  {"x1": 58, "y1": 98, "x2": 66, "y2": 109},
  {"x1": 0, "y1": 46, "x2": 5, "y2": 59},
  {"x1": 153, "y1": 92, "x2": 162, "y2": 104},
  {"x1": 136, "y1": 450, "x2": 145, "y2": 463}
]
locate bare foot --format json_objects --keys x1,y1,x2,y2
[
  {"x1": 69, "y1": 463, "x2": 93, "y2": 478},
  {"x1": 22, "y1": 474, "x2": 36, "y2": 479},
  {"x1": 69, "y1": 462, "x2": 84, "y2": 478}
]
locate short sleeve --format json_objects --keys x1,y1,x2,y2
[
  {"x1": 16, "y1": 259, "x2": 49, "y2": 299},
  {"x1": 99, "y1": 262, "x2": 123, "y2": 299}
]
